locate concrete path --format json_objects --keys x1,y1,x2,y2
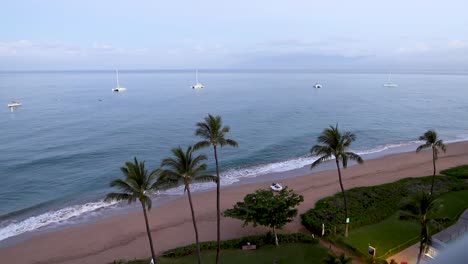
[{"x1": 388, "y1": 209, "x2": 468, "y2": 264}]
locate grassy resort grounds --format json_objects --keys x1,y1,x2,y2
[
  {"x1": 342, "y1": 190, "x2": 468, "y2": 259},
  {"x1": 115, "y1": 244, "x2": 329, "y2": 264},
  {"x1": 302, "y1": 175, "x2": 468, "y2": 260},
  {"x1": 112, "y1": 233, "x2": 331, "y2": 264},
  {"x1": 440, "y1": 165, "x2": 468, "y2": 179}
]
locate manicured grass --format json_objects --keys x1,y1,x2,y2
[
  {"x1": 115, "y1": 244, "x2": 330, "y2": 264},
  {"x1": 342, "y1": 212, "x2": 420, "y2": 258},
  {"x1": 440, "y1": 165, "x2": 468, "y2": 179},
  {"x1": 301, "y1": 176, "x2": 466, "y2": 235},
  {"x1": 432, "y1": 190, "x2": 468, "y2": 219},
  {"x1": 341, "y1": 190, "x2": 468, "y2": 259}
]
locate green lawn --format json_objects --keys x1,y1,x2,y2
[
  {"x1": 440, "y1": 165, "x2": 468, "y2": 179},
  {"x1": 116, "y1": 244, "x2": 330, "y2": 264},
  {"x1": 342, "y1": 190, "x2": 468, "y2": 259},
  {"x1": 432, "y1": 190, "x2": 468, "y2": 219},
  {"x1": 342, "y1": 213, "x2": 420, "y2": 258}
]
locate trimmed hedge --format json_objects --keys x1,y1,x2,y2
[
  {"x1": 441, "y1": 165, "x2": 468, "y2": 179},
  {"x1": 301, "y1": 176, "x2": 467, "y2": 235},
  {"x1": 161, "y1": 232, "x2": 317, "y2": 258}
]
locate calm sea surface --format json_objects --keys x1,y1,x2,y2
[{"x1": 1, "y1": 71, "x2": 467, "y2": 242}]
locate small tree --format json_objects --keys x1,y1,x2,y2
[{"x1": 224, "y1": 187, "x2": 304, "y2": 246}]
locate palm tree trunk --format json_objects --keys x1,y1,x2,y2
[
  {"x1": 213, "y1": 145, "x2": 221, "y2": 264},
  {"x1": 417, "y1": 219, "x2": 427, "y2": 264},
  {"x1": 430, "y1": 147, "x2": 436, "y2": 195},
  {"x1": 141, "y1": 202, "x2": 157, "y2": 263},
  {"x1": 186, "y1": 184, "x2": 202, "y2": 264},
  {"x1": 335, "y1": 159, "x2": 349, "y2": 237}
]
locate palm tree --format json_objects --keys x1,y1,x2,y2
[
  {"x1": 322, "y1": 253, "x2": 352, "y2": 264},
  {"x1": 159, "y1": 146, "x2": 216, "y2": 264},
  {"x1": 194, "y1": 114, "x2": 238, "y2": 264},
  {"x1": 416, "y1": 130, "x2": 447, "y2": 195},
  {"x1": 415, "y1": 192, "x2": 437, "y2": 264},
  {"x1": 310, "y1": 125, "x2": 363, "y2": 237},
  {"x1": 105, "y1": 158, "x2": 160, "y2": 263}
]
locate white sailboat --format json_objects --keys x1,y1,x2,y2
[
  {"x1": 191, "y1": 70, "x2": 205, "y2": 89},
  {"x1": 112, "y1": 70, "x2": 127, "y2": 92},
  {"x1": 383, "y1": 73, "x2": 398, "y2": 87},
  {"x1": 7, "y1": 101, "x2": 22, "y2": 112}
]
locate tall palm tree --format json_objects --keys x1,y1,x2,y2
[
  {"x1": 105, "y1": 158, "x2": 160, "y2": 263},
  {"x1": 416, "y1": 192, "x2": 437, "y2": 264},
  {"x1": 416, "y1": 130, "x2": 447, "y2": 195},
  {"x1": 159, "y1": 146, "x2": 216, "y2": 264},
  {"x1": 310, "y1": 125, "x2": 363, "y2": 237},
  {"x1": 194, "y1": 114, "x2": 238, "y2": 264}
]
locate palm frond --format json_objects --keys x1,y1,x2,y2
[
  {"x1": 194, "y1": 140, "x2": 211, "y2": 150},
  {"x1": 345, "y1": 152, "x2": 364, "y2": 164},
  {"x1": 193, "y1": 174, "x2": 217, "y2": 183},
  {"x1": 311, "y1": 154, "x2": 332, "y2": 169},
  {"x1": 105, "y1": 192, "x2": 136, "y2": 203},
  {"x1": 435, "y1": 140, "x2": 446, "y2": 153},
  {"x1": 110, "y1": 179, "x2": 139, "y2": 193},
  {"x1": 140, "y1": 195, "x2": 153, "y2": 210},
  {"x1": 416, "y1": 143, "x2": 432, "y2": 153},
  {"x1": 221, "y1": 138, "x2": 238, "y2": 148},
  {"x1": 311, "y1": 145, "x2": 333, "y2": 156}
]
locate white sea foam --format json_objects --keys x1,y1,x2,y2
[{"x1": 0, "y1": 200, "x2": 118, "y2": 242}]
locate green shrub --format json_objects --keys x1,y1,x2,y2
[
  {"x1": 441, "y1": 165, "x2": 468, "y2": 179},
  {"x1": 301, "y1": 176, "x2": 466, "y2": 235},
  {"x1": 161, "y1": 233, "x2": 317, "y2": 258}
]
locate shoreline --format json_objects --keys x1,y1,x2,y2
[
  {"x1": 0, "y1": 138, "x2": 428, "y2": 246},
  {"x1": 1, "y1": 141, "x2": 468, "y2": 264}
]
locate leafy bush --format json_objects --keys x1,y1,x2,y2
[
  {"x1": 441, "y1": 165, "x2": 468, "y2": 179},
  {"x1": 301, "y1": 176, "x2": 466, "y2": 235},
  {"x1": 161, "y1": 233, "x2": 317, "y2": 258}
]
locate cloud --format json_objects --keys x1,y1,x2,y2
[
  {"x1": 448, "y1": 40, "x2": 468, "y2": 49},
  {"x1": 0, "y1": 40, "x2": 131, "y2": 58},
  {"x1": 397, "y1": 43, "x2": 431, "y2": 54}
]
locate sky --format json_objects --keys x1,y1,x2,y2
[{"x1": 1, "y1": 0, "x2": 468, "y2": 71}]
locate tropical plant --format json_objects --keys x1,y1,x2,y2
[
  {"x1": 194, "y1": 114, "x2": 238, "y2": 264},
  {"x1": 399, "y1": 192, "x2": 438, "y2": 264},
  {"x1": 158, "y1": 146, "x2": 216, "y2": 264},
  {"x1": 105, "y1": 158, "x2": 160, "y2": 263},
  {"x1": 310, "y1": 125, "x2": 363, "y2": 237},
  {"x1": 416, "y1": 130, "x2": 447, "y2": 194},
  {"x1": 322, "y1": 253, "x2": 352, "y2": 264},
  {"x1": 224, "y1": 187, "x2": 304, "y2": 246}
]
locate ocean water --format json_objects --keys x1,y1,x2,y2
[{"x1": 1, "y1": 71, "x2": 468, "y2": 242}]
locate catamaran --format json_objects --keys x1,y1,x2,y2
[
  {"x1": 112, "y1": 69, "x2": 127, "y2": 92},
  {"x1": 191, "y1": 70, "x2": 205, "y2": 89},
  {"x1": 383, "y1": 73, "x2": 398, "y2": 87}
]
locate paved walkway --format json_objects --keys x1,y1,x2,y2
[{"x1": 388, "y1": 209, "x2": 468, "y2": 264}]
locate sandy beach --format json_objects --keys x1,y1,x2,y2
[{"x1": 1, "y1": 141, "x2": 468, "y2": 264}]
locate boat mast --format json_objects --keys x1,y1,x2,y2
[
  {"x1": 196, "y1": 69, "x2": 199, "y2": 84},
  {"x1": 116, "y1": 69, "x2": 120, "y2": 88}
]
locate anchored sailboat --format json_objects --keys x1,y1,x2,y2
[
  {"x1": 112, "y1": 70, "x2": 127, "y2": 92},
  {"x1": 383, "y1": 73, "x2": 398, "y2": 87},
  {"x1": 191, "y1": 70, "x2": 205, "y2": 89}
]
